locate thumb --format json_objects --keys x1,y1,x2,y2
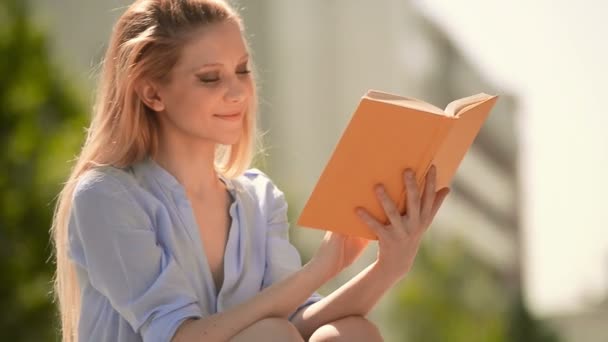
[{"x1": 322, "y1": 230, "x2": 347, "y2": 246}]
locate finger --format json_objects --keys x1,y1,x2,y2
[
  {"x1": 346, "y1": 236, "x2": 369, "y2": 258},
  {"x1": 403, "y1": 169, "x2": 421, "y2": 220},
  {"x1": 420, "y1": 165, "x2": 437, "y2": 221},
  {"x1": 355, "y1": 236, "x2": 370, "y2": 248},
  {"x1": 429, "y1": 187, "x2": 450, "y2": 223},
  {"x1": 375, "y1": 184, "x2": 403, "y2": 230},
  {"x1": 327, "y1": 231, "x2": 348, "y2": 242},
  {"x1": 320, "y1": 231, "x2": 334, "y2": 247},
  {"x1": 356, "y1": 207, "x2": 389, "y2": 240},
  {"x1": 349, "y1": 236, "x2": 370, "y2": 248}
]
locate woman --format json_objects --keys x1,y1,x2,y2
[{"x1": 50, "y1": 0, "x2": 450, "y2": 341}]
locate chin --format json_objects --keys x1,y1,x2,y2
[{"x1": 210, "y1": 131, "x2": 243, "y2": 146}]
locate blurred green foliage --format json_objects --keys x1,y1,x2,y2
[
  {"x1": 1, "y1": 0, "x2": 88, "y2": 340},
  {"x1": 388, "y1": 238, "x2": 561, "y2": 342}
]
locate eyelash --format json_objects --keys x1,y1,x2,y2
[{"x1": 199, "y1": 70, "x2": 251, "y2": 84}]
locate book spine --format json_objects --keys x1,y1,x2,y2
[
  {"x1": 397, "y1": 117, "x2": 455, "y2": 214},
  {"x1": 420, "y1": 117, "x2": 455, "y2": 180}
]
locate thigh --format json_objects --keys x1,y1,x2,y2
[
  {"x1": 230, "y1": 317, "x2": 304, "y2": 342},
  {"x1": 309, "y1": 315, "x2": 383, "y2": 342}
]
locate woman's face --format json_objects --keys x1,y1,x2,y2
[{"x1": 155, "y1": 20, "x2": 253, "y2": 146}]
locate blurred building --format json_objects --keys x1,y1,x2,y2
[{"x1": 548, "y1": 302, "x2": 608, "y2": 342}]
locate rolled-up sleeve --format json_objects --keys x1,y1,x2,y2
[
  {"x1": 256, "y1": 172, "x2": 323, "y2": 319},
  {"x1": 68, "y1": 171, "x2": 201, "y2": 342}
]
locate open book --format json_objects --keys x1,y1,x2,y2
[{"x1": 297, "y1": 90, "x2": 498, "y2": 240}]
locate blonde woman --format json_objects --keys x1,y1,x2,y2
[{"x1": 50, "y1": 0, "x2": 450, "y2": 341}]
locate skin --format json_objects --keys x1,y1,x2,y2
[{"x1": 136, "y1": 19, "x2": 450, "y2": 342}]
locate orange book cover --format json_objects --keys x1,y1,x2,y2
[{"x1": 297, "y1": 90, "x2": 499, "y2": 240}]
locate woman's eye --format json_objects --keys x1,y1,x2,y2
[
  {"x1": 198, "y1": 72, "x2": 220, "y2": 83},
  {"x1": 196, "y1": 67, "x2": 250, "y2": 83},
  {"x1": 199, "y1": 77, "x2": 219, "y2": 83}
]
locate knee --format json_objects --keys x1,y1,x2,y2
[
  {"x1": 251, "y1": 317, "x2": 303, "y2": 341},
  {"x1": 309, "y1": 315, "x2": 383, "y2": 342}
]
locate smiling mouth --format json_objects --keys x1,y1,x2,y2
[{"x1": 214, "y1": 112, "x2": 243, "y2": 121}]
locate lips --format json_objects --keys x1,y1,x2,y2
[{"x1": 214, "y1": 111, "x2": 243, "y2": 121}]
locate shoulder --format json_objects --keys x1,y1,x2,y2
[
  {"x1": 71, "y1": 165, "x2": 152, "y2": 223},
  {"x1": 231, "y1": 168, "x2": 288, "y2": 217},
  {"x1": 74, "y1": 165, "x2": 139, "y2": 202},
  {"x1": 236, "y1": 168, "x2": 284, "y2": 201}
]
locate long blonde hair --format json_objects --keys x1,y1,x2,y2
[{"x1": 50, "y1": 1, "x2": 257, "y2": 340}]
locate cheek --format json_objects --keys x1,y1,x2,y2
[
  {"x1": 167, "y1": 86, "x2": 219, "y2": 121},
  {"x1": 245, "y1": 78, "x2": 255, "y2": 99},
  {"x1": 158, "y1": 78, "x2": 253, "y2": 140}
]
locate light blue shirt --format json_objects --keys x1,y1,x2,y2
[{"x1": 68, "y1": 158, "x2": 322, "y2": 341}]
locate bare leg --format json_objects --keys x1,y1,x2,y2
[{"x1": 308, "y1": 315, "x2": 383, "y2": 342}]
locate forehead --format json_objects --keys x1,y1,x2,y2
[{"x1": 175, "y1": 21, "x2": 248, "y2": 71}]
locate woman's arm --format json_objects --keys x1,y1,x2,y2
[
  {"x1": 292, "y1": 166, "x2": 450, "y2": 339},
  {"x1": 174, "y1": 171, "x2": 361, "y2": 341},
  {"x1": 70, "y1": 170, "x2": 339, "y2": 341},
  {"x1": 172, "y1": 241, "x2": 342, "y2": 341},
  {"x1": 171, "y1": 260, "x2": 318, "y2": 340},
  {"x1": 290, "y1": 260, "x2": 399, "y2": 339}
]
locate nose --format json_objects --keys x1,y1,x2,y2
[{"x1": 224, "y1": 77, "x2": 247, "y2": 104}]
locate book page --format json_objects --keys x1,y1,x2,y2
[
  {"x1": 444, "y1": 93, "x2": 493, "y2": 116},
  {"x1": 365, "y1": 90, "x2": 445, "y2": 116},
  {"x1": 431, "y1": 96, "x2": 498, "y2": 190}
]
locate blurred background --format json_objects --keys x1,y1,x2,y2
[{"x1": 1, "y1": 0, "x2": 606, "y2": 341}]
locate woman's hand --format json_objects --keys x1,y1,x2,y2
[
  {"x1": 356, "y1": 165, "x2": 450, "y2": 280},
  {"x1": 309, "y1": 231, "x2": 369, "y2": 282}
]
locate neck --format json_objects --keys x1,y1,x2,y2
[{"x1": 153, "y1": 129, "x2": 224, "y2": 198}]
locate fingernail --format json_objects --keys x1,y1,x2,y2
[
  {"x1": 355, "y1": 208, "x2": 364, "y2": 216},
  {"x1": 405, "y1": 169, "x2": 414, "y2": 178},
  {"x1": 375, "y1": 184, "x2": 384, "y2": 194}
]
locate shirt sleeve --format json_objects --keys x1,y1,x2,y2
[
  {"x1": 254, "y1": 171, "x2": 324, "y2": 320},
  {"x1": 68, "y1": 170, "x2": 202, "y2": 342}
]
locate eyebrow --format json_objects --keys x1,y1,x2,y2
[{"x1": 193, "y1": 53, "x2": 250, "y2": 71}]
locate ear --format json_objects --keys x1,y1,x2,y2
[{"x1": 135, "y1": 79, "x2": 165, "y2": 112}]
